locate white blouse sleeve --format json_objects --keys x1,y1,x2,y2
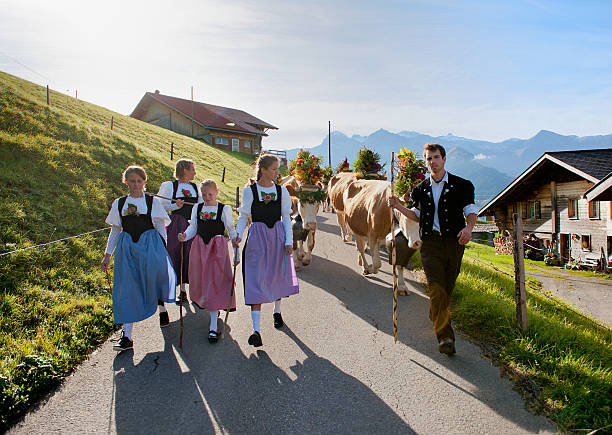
[
  {"x1": 222, "y1": 204, "x2": 237, "y2": 240},
  {"x1": 105, "y1": 198, "x2": 122, "y2": 227},
  {"x1": 280, "y1": 186, "x2": 293, "y2": 245},
  {"x1": 158, "y1": 181, "x2": 179, "y2": 212},
  {"x1": 105, "y1": 226, "x2": 122, "y2": 254},
  {"x1": 183, "y1": 204, "x2": 199, "y2": 241},
  {"x1": 151, "y1": 197, "x2": 171, "y2": 227},
  {"x1": 235, "y1": 186, "x2": 253, "y2": 239}
]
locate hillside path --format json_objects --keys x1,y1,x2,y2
[
  {"x1": 525, "y1": 265, "x2": 612, "y2": 327},
  {"x1": 11, "y1": 212, "x2": 555, "y2": 434}
]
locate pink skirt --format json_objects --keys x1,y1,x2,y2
[{"x1": 188, "y1": 235, "x2": 236, "y2": 311}]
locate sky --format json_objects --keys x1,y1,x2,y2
[{"x1": 1, "y1": 0, "x2": 611, "y2": 150}]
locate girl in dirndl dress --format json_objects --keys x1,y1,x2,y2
[
  {"x1": 101, "y1": 166, "x2": 176, "y2": 352},
  {"x1": 178, "y1": 179, "x2": 238, "y2": 343},
  {"x1": 157, "y1": 159, "x2": 202, "y2": 311},
  {"x1": 235, "y1": 154, "x2": 299, "y2": 347}
]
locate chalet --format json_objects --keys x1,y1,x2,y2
[
  {"x1": 478, "y1": 149, "x2": 612, "y2": 266},
  {"x1": 130, "y1": 91, "x2": 277, "y2": 155}
]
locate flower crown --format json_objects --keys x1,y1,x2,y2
[
  {"x1": 393, "y1": 147, "x2": 427, "y2": 199},
  {"x1": 289, "y1": 150, "x2": 324, "y2": 185}
]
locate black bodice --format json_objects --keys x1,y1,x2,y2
[
  {"x1": 196, "y1": 202, "x2": 226, "y2": 244},
  {"x1": 118, "y1": 195, "x2": 154, "y2": 243},
  {"x1": 250, "y1": 183, "x2": 282, "y2": 229},
  {"x1": 171, "y1": 180, "x2": 199, "y2": 219}
]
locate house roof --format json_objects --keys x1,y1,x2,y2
[
  {"x1": 479, "y1": 148, "x2": 612, "y2": 216},
  {"x1": 131, "y1": 92, "x2": 278, "y2": 136},
  {"x1": 584, "y1": 172, "x2": 612, "y2": 202}
]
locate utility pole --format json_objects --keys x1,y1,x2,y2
[
  {"x1": 191, "y1": 86, "x2": 194, "y2": 137},
  {"x1": 328, "y1": 121, "x2": 331, "y2": 167}
]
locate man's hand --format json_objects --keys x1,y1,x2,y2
[
  {"x1": 175, "y1": 199, "x2": 185, "y2": 209},
  {"x1": 457, "y1": 226, "x2": 473, "y2": 245},
  {"x1": 387, "y1": 196, "x2": 400, "y2": 209}
]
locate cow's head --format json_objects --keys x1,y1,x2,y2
[
  {"x1": 296, "y1": 185, "x2": 322, "y2": 231},
  {"x1": 398, "y1": 212, "x2": 422, "y2": 250}
]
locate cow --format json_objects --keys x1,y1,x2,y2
[
  {"x1": 280, "y1": 175, "x2": 322, "y2": 269},
  {"x1": 327, "y1": 172, "x2": 358, "y2": 242},
  {"x1": 385, "y1": 211, "x2": 421, "y2": 295}
]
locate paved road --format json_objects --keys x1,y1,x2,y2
[
  {"x1": 11, "y1": 212, "x2": 555, "y2": 434},
  {"x1": 526, "y1": 265, "x2": 612, "y2": 328}
]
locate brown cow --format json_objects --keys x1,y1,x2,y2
[
  {"x1": 280, "y1": 175, "x2": 322, "y2": 269},
  {"x1": 327, "y1": 172, "x2": 358, "y2": 242},
  {"x1": 342, "y1": 180, "x2": 395, "y2": 274}
]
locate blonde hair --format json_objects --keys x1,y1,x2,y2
[
  {"x1": 255, "y1": 154, "x2": 279, "y2": 181},
  {"x1": 174, "y1": 158, "x2": 194, "y2": 179},
  {"x1": 122, "y1": 165, "x2": 147, "y2": 184},
  {"x1": 200, "y1": 179, "x2": 219, "y2": 192}
]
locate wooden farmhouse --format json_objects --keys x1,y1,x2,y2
[
  {"x1": 479, "y1": 149, "x2": 612, "y2": 267},
  {"x1": 130, "y1": 91, "x2": 277, "y2": 155}
]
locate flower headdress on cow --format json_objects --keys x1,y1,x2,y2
[
  {"x1": 289, "y1": 150, "x2": 327, "y2": 203},
  {"x1": 393, "y1": 147, "x2": 427, "y2": 202},
  {"x1": 354, "y1": 146, "x2": 386, "y2": 180},
  {"x1": 336, "y1": 157, "x2": 351, "y2": 173}
]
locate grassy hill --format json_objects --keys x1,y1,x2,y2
[{"x1": 0, "y1": 70, "x2": 256, "y2": 429}]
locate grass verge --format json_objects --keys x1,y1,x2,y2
[{"x1": 456, "y1": 243, "x2": 612, "y2": 433}]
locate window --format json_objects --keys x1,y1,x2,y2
[
  {"x1": 588, "y1": 201, "x2": 600, "y2": 219},
  {"x1": 232, "y1": 138, "x2": 240, "y2": 152},
  {"x1": 245, "y1": 141, "x2": 251, "y2": 149},
  {"x1": 581, "y1": 234, "x2": 591, "y2": 251},
  {"x1": 215, "y1": 137, "x2": 228, "y2": 145},
  {"x1": 568, "y1": 198, "x2": 578, "y2": 219},
  {"x1": 532, "y1": 201, "x2": 541, "y2": 219},
  {"x1": 521, "y1": 201, "x2": 529, "y2": 219}
]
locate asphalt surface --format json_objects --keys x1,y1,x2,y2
[{"x1": 11, "y1": 212, "x2": 555, "y2": 434}]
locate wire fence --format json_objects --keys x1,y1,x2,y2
[{"x1": 0, "y1": 227, "x2": 110, "y2": 257}]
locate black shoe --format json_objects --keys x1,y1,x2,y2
[
  {"x1": 113, "y1": 332, "x2": 133, "y2": 352},
  {"x1": 273, "y1": 312, "x2": 284, "y2": 329},
  {"x1": 438, "y1": 338, "x2": 456, "y2": 355},
  {"x1": 248, "y1": 331, "x2": 263, "y2": 347},
  {"x1": 175, "y1": 291, "x2": 187, "y2": 305},
  {"x1": 159, "y1": 311, "x2": 169, "y2": 328},
  {"x1": 208, "y1": 330, "x2": 219, "y2": 343}
]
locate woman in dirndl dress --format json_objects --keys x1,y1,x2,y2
[
  {"x1": 157, "y1": 159, "x2": 202, "y2": 310},
  {"x1": 235, "y1": 154, "x2": 299, "y2": 347},
  {"x1": 178, "y1": 179, "x2": 238, "y2": 343},
  {"x1": 101, "y1": 166, "x2": 176, "y2": 352}
]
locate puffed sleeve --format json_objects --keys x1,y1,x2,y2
[
  {"x1": 158, "y1": 181, "x2": 178, "y2": 212},
  {"x1": 235, "y1": 186, "x2": 253, "y2": 239},
  {"x1": 280, "y1": 186, "x2": 293, "y2": 245},
  {"x1": 182, "y1": 204, "x2": 199, "y2": 241},
  {"x1": 105, "y1": 198, "x2": 122, "y2": 227},
  {"x1": 151, "y1": 197, "x2": 171, "y2": 227},
  {"x1": 222, "y1": 204, "x2": 237, "y2": 240}
]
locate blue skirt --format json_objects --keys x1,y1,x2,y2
[{"x1": 113, "y1": 230, "x2": 177, "y2": 324}]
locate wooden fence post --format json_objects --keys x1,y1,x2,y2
[
  {"x1": 235, "y1": 186, "x2": 240, "y2": 209},
  {"x1": 110, "y1": 116, "x2": 114, "y2": 130},
  {"x1": 46, "y1": 85, "x2": 49, "y2": 105},
  {"x1": 222, "y1": 167, "x2": 226, "y2": 183},
  {"x1": 512, "y1": 213, "x2": 528, "y2": 332},
  {"x1": 170, "y1": 142, "x2": 174, "y2": 160}
]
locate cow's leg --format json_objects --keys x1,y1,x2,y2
[
  {"x1": 292, "y1": 241, "x2": 301, "y2": 271},
  {"x1": 396, "y1": 266, "x2": 409, "y2": 296},
  {"x1": 302, "y1": 230, "x2": 315, "y2": 266},
  {"x1": 356, "y1": 235, "x2": 374, "y2": 275},
  {"x1": 370, "y1": 235, "x2": 382, "y2": 273}
]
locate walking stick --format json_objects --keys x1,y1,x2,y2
[
  {"x1": 221, "y1": 246, "x2": 239, "y2": 339},
  {"x1": 144, "y1": 192, "x2": 180, "y2": 203},
  {"x1": 390, "y1": 152, "x2": 399, "y2": 343},
  {"x1": 105, "y1": 269, "x2": 113, "y2": 294},
  {"x1": 179, "y1": 242, "x2": 184, "y2": 348}
]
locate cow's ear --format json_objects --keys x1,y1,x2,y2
[{"x1": 285, "y1": 185, "x2": 297, "y2": 196}]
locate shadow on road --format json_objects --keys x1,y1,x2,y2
[
  {"x1": 112, "y1": 307, "x2": 414, "y2": 433},
  {"x1": 296, "y1": 253, "x2": 552, "y2": 434}
]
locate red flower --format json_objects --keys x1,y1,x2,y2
[
  {"x1": 264, "y1": 195, "x2": 272, "y2": 201},
  {"x1": 202, "y1": 212, "x2": 210, "y2": 219}
]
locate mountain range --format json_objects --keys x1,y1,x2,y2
[{"x1": 283, "y1": 129, "x2": 612, "y2": 206}]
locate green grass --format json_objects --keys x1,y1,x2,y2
[
  {"x1": 0, "y1": 70, "x2": 256, "y2": 429},
  {"x1": 456, "y1": 242, "x2": 612, "y2": 433}
]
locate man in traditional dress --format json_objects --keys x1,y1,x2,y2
[{"x1": 388, "y1": 143, "x2": 477, "y2": 355}]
